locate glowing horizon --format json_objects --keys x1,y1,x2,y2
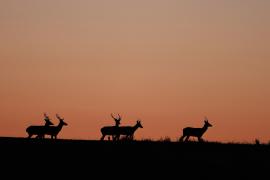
[{"x1": 1, "y1": 0, "x2": 270, "y2": 143}]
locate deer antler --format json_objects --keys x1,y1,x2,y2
[
  {"x1": 111, "y1": 113, "x2": 116, "y2": 120},
  {"x1": 43, "y1": 113, "x2": 50, "y2": 121},
  {"x1": 56, "y1": 114, "x2": 63, "y2": 120}
]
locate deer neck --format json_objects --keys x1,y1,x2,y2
[
  {"x1": 56, "y1": 123, "x2": 64, "y2": 132},
  {"x1": 202, "y1": 125, "x2": 208, "y2": 134},
  {"x1": 132, "y1": 124, "x2": 139, "y2": 132}
]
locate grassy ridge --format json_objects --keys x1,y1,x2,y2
[{"x1": 0, "y1": 137, "x2": 269, "y2": 179}]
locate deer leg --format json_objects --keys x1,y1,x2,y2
[
  {"x1": 179, "y1": 136, "x2": 185, "y2": 142},
  {"x1": 115, "y1": 135, "x2": 120, "y2": 141},
  {"x1": 100, "y1": 134, "x2": 105, "y2": 141},
  {"x1": 36, "y1": 134, "x2": 43, "y2": 139},
  {"x1": 198, "y1": 137, "x2": 204, "y2": 142},
  {"x1": 124, "y1": 135, "x2": 129, "y2": 140},
  {"x1": 185, "y1": 136, "x2": 190, "y2": 142},
  {"x1": 114, "y1": 134, "x2": 120, "y2": 141},
  {"x1": 27, "y1": 134, "x2": 32, "y2": 138},
  {"x1": 124, "y1": 135, "x2": 128, "y2": 141},
  {"x1": 39, "y1": 134, "x2": 44, "y2": 139}
]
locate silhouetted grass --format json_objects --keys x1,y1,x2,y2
[{"x1": 0, "y1": 136, "x2": 269, "y2": 179}]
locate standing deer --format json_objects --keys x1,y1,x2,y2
[
  {"x1": 111, "y1": 113, "x2": 121, "y2": 140},
  {"x1": 26, "y1": 113, "x2": 54, "y2": 138},
  {"x1": 100, "y1": 113, "x2": 122, "y2": 141},
  {"x1": 115, "y1": 120, "x2": 143, "y2": 141},
  {"x1": 44, "y1": 114, "x2": 68, "y2": 139},
  {"x1": 179, "y1": 117, "x2": 212, "y2": 142}
]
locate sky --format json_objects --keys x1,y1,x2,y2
[{"x1": 0, "y1": 0, "x2": 270, "y2": 142}]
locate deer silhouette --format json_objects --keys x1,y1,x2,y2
[
  {"x1": 43, "y1": 114, "x2": 68, "y2": 139},
  {"x1": 26, "y1": 113, "x2": 54, "y2": 138},
  {"x1": 100, "y1": 113, "x2": 122, "y2": 141},
  {"x1": 179, "y1": 117, "x2": 212, "y2": 142},
  {"x1": 114, "y1": 120, "x2": 143, "y2": 141},
  {"x1": 111, "y1": 113, "x2": 121, "y2": 140}
]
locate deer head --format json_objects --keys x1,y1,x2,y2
[
  {"x1": 136, "y1": 120, "x2": 143, "y2": 128},
  {"x1": 44, "y1": 113, "x2": 53, "y2": 126},
  {"x1": 56, "y1": 114, "x2": 68, "y2": 126},
  {"x1": 111, "y1": 113, "x2": 121, "y2": 126},
  {"x1": 204, "y1": 117, "x2": 212, "y2": 127}
]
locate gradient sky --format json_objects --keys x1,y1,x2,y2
[{"x1": 1, "y1": 0, "x2": 270, "y2": 142}]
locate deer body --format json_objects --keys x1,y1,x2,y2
[
  {"x1": 179, "y1": 119, "x2": 212, "y2": 142},
  {"x1": 118, "y1": 124, "x2": 141, "y2": 140},
  {"x1": 101, "y1": 120, "x2": 143, "y2": 141},
  {"x1": 26, "y1": 125, "x2": 51, "y2": 138},
  {"x1": 44, "y1": 114, "x2": 67, "y2": 139},
  {"x1": 100, "y1": 113, "x2": 121, "y2": 141},
  {"x1": 100, "y1": 126, "x2": 120, "y2": 140},
  {"x1": 26, "y1": 113, "x2": 53, "y2": 139},
  {"x1": 114, "y1": 121, "x2": 143, "y2": 141}
]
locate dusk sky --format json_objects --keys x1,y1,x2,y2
[{"x1": 1, "y1": 0, "x2": 270, "y2": 142}]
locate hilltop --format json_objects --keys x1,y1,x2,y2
[{"x1": 0, "y1": 137, "x2": 269, "y2": 179}]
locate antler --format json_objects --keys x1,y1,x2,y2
[
  {"x1": 111, "y1": 113, "x2": 116, "y2": 120},
  {"x1": 56, "y1": 114, "x2": 63, "y2": 120},
  {"x1": 44, "y1": 113, "x2": 50, "y2": 120},
  {"x1": 111, "y1": 113, "x2": 121, "y2": 120}
]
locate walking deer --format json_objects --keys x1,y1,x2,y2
[
  {"x1": 179, "y1": 117, "x2": 212, "y2": 142},
  {"x1": 111, "y1": 113, "x2": 121, "y2": 127},
  {"x1": 44, "y1": 114, "x2": 68, "y2": 139},
  {"x1": 26, "y1": 113, "x2": 54, "y2": 138},
  {"x1": 100, "y1": 113, "x2": 122, "y2": 141},
  {"x1": 114, "y1": 120, "x2": 143, "y2": 141}
]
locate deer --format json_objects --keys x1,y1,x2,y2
[
  {"x1": 26, "y1": 113, "x2": 54, "y2": 138},
  {"x1": 100, "y1": 113, "x2": 122, "y2": 141},
  {"x1": 179, "y1": 117, "x2": 212, "y2": 142},
  {"x1": 114, "y1": 120, "x2": 143, "y2": 141},
  {"x1": 43, "y1": 114, "x2": 68, "y2": 139}
]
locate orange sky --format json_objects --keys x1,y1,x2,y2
[{"x1": 0, "y1": 0, "x2": 270, "y2": 142}]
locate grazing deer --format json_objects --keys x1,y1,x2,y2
[
  {"x1": 44, "y1": 114, "x2": 68, "y2": 139},
  {"x1": 26, "y1": 113, "x2": 54, "y2": 138},
  {"x1": 179, "y1": 117, "x2": 212, "y2": 142},
  {"x1": 100, "y1": 113, "x2": 122, "y2": 141},
  {"x1": 115, "y1": 120, "x2": 143, "y2": 141}
]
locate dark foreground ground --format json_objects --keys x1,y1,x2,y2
[{"x1": 0, "y1": 137, "x2": 269, "y2": 179}]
